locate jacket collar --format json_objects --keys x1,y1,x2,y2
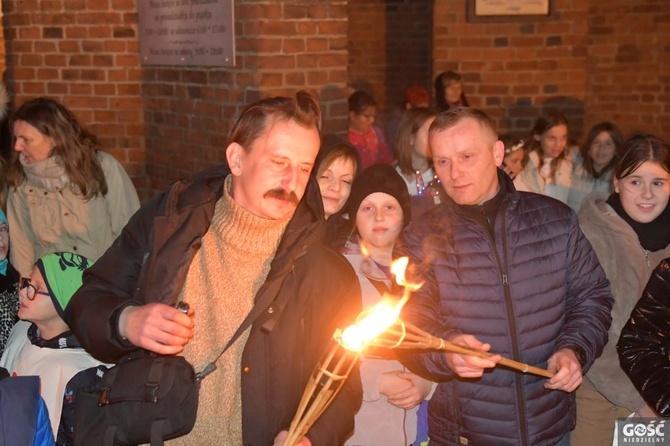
[
  {"x1": 164, "y1": 164, "x2": 326, "y2": 279},
  {"x1": 442, "y1": 168, "x2": 517, "y2": 216},
  {"x1": 267, "y1": 176, "x2": 325, "y2": 278}
]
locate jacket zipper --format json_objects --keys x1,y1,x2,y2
[
  {"x1": 479, "y1": 206, "x2": 529, "y2": 446},
  {"x1": 642, "y1": 246, "x2": 650, "y2": 267}
]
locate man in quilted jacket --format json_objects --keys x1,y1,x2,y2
[{"x1": 395, "y1": 107, "x2": 613, "y2": 446}]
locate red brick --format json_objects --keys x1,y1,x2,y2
[
  {"x1": 65, "y1": 26, "x2": 88, "y2": 38},
  {"x1": 285, "y1": 72, "x2": 306, "y2": 86},
  {"x1": 35, "y1": 41, "x2": 57, "y2": 52},
  {"x1": 70, "y1": 83, "x2": 93, "y2": 95},
  {"x1": 283, "y1": 39, "x2": 305, "y2": 53},
  {"x1": 46, "y1": 82, "x2": 69, "y2": 94},
  {"x1": 23, "y1": 82, "x2": 47, "y2": 95},
  {"x1": 37, "y1": 68, "x2": 59, "y2": 79}
]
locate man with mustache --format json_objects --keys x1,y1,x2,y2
[{"x1": 65, "y1": 91, "x2": 362, "y2": 445}]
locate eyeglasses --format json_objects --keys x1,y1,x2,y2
[{"x1": 19, "y1": 277, "x2": 51, "y2": 301}]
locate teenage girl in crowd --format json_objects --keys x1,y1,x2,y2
[
  {"x1": 499, "y1": 134, "x2": 528, "y2": 180},
  {"x1": 314, "y1": 133, "x2": 361, "y2": 250},
  {"x1": 514, "y1": 112, "x2": 573, "y2": 204},
  {"x1": 433, "y1": 71, "x2": 469, "y2": 113},
  {"x1": 567, "y1": 122, "x2": 624, "y2": 212},
  {"x1": 6, "y1": 97, "x2": 140, "y2": 276},
  {"x1": 342, "y1": 164, "x2": 432, "y2": 446},
  {"x1": 572, "y1": 134, "x2": 670, "y2": 446},
  {"x1": 393, "y1": 107, "x2": 437, "y2": 196},
  {"x1": 347, "y1": 91, "x2": 393, "y2": 169}
]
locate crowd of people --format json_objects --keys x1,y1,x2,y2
[{"x1": 0, "y1": 75, "x2": 667, "y2": 446}]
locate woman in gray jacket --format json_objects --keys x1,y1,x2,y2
[{"x1": 573, "y1": 134, "x2": 670, "y2": 446}]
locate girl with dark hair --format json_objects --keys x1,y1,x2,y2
[
  {"x1": 514, "y1": 112, "x2": 573, "y2": 204},
  {"x1": 567, "y1": 122, "x2": 624, "y2": 212},
  {"x1": 6, "y1": 97, "x2": 140, "y2": 276},
  {"x1": 314, "y1": 134, "x2": 361, "y2": 250},
  {"x1": 347, "y1": 91, "x2": 393, "y2": 169},
  {"x1": 433, "y1": 71, "x2": 470, "y2": 113},
  {"x1": 393, "y1": 107, "x2": 437, "y2": 196},
  {"x1": 573, "y1": 134, "x2": 670, "y2": 446}
]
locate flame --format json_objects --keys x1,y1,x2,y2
[
  {"x1": 392, "y1": 257, "x2": 423, "y2": 290},
  {"x1": 337, "y1": 257, "x2": 423, "y2": 352},
  {"x1": 339, "y1": 298, "x2": 401, "y2": 351}
]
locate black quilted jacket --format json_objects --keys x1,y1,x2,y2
[{"x1": 618, "y1": 257, "x2": 670, "y2": 417}]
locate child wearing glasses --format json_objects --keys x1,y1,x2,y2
[
  {"x1": 0, "y1": 252, "x2": 107, "y2": 445},
  {"x1": 0, "y1": 209, "x2": 20, "y2": 354}
]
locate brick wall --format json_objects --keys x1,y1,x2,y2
[
  {"x1": 0, "y1": 8, "x2": 5, "y2": 79},
  {"x1": 431, "y1": 0, "x2": 670, "y2": 141},
  {"x1": 3, "y1": 0, "x2": 669, "y2": 198},
  {"x1": 348, "y1": 0, "x2": 433, "y2": 113},
  {"x1": 583, "y1": 0, "x2": 670, "y2": 138},
  {"x1": 433, "y1": 0, "x2": 590, "y2": 141},
  {"x1": 3, "y1": 0, "x2": 350, "y2": 197},
  {"x1": 144, "y1": 1, "x2": 350, "y2": 192},
  {"x1": 3, "y1": 0, "x2": 147, "y2": 195},
  {"x1": 348, "y1": 0, "x2": 670, "y2": 142}
]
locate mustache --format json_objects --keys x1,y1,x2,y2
[{"x1": 264, "y1": 188, "x2": 299, "y2": 204}]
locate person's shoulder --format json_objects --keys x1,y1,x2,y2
[
  {"x1": 513, "y1": 191, "x2": 575, "y2": 221},
  {"x1": 165, "y1": 165, "x2": 230, "y2": 211},
  {"x1": 303, "y1": 242, "x2": 357, "y2": 279},
  {"x1": 96, "y1": 150, "x2": 124, "y2": 170},
  {"x1": 576, "y1": 191, "x2": 610, "y2": 219},
  {"x1": 407, "y1": 201, "x2": 452, "y2": 230}
]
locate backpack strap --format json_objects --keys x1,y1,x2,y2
[
  {"x1": 150, "y1": 419, "x2": 168, "y2": 446},
  {"x1": 103, "y1": 425, "x2": 117, "y2": 446}
]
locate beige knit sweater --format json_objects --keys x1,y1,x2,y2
[{"x1": 167, "y1": 176, "x2": 290, "y2": 445}]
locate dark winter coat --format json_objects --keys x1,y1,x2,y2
[
  {"x1": 65, "y1": 165, "x2": 363, "y2": 445},
  {"x1": 618, "y1": 257, "x2": 670, "y2": 417},
  {"x1": 395, "y1": 172, "x2": 613, "y2": 446}
]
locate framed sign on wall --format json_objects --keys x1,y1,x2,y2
[
  {"x1": 138, "y1": 0, "x2": 235, "y2": 67},
  {"x1": 466, "y1": 0, "x2": 554, "y2": 22}
]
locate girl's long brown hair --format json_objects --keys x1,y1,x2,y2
[
  {"x1": 528, "y1": 112, "x2": 570, "y2": 184},
  {"x1": 7, "y1": 97, "x2": 107, "y2": 199}
]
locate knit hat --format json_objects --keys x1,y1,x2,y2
[
  {"x1": 346, "y1": 163, "x2": 412, "y2": 227},
  {"x1": 35, "y1": 252, "x2": 93, "y2": 318}
]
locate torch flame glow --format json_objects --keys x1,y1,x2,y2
[
  {"x1": 337, "y1": 257, "x2": 423, "y2": 352},
  {"x1": 339, "y1": 298, "x2": 401, "y2": 351}
]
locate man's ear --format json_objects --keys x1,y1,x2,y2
[
  {"x1": 492, "y1": 139, "x2": 505, "y2": 167},
  {"x1": 226, "y1": 142, "x2": 244, "y2": 175}
]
